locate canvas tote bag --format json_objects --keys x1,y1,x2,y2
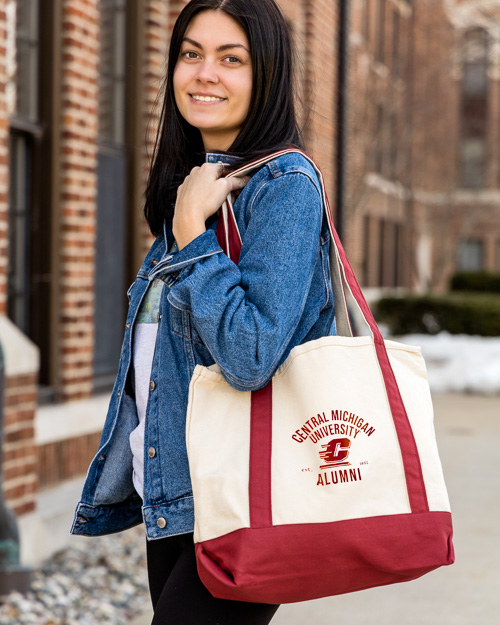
[{"x1": 185, "y1": 149, "x2": 454, "y2": 604}]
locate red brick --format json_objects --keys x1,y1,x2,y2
[
  {"x1": 4, "y1": 480, "x2": 38, "y2": 502},
  {"x1": 10, "y1": 501, "x2": 36, "y2": 516}
]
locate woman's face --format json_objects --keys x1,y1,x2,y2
[{"x1": 173, "y1": 10, "x2": 253, "y2": 152}]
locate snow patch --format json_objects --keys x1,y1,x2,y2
[{"x1": 398, "y1": 332, "x2": 500, "y2": 396}]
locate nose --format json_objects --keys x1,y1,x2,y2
[{"x1": 196, "y1": 59, "x2": 219, "y2": 84}]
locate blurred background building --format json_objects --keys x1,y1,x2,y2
[
  {"x1": 347, "y1": 0, "x2": 500, "y2": 293},
  {"x1": 0, "y1": 0, "x2": 498, "y2": 566}
]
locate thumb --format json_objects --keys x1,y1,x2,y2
[{"x1": 228, "y1": 175, "x2": 251, "y2": 192}]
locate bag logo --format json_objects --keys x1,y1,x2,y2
[
  {"x1": 291, "y1": 410, "x2": 376, "y2": 487},
  {"x1": 319, "y1": 437, "x2": 351, "y2": 469}
]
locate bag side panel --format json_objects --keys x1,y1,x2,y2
[
  {"x1": 186, "y1": 371, "x2": 252, "y2": 543},
  {"x1": 387, "y1": 344, "x2": 451, "y2": 512}
]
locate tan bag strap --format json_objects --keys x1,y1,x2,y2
[{"x1": 218, "y1": 149, "x2": 353, "y2": 337}]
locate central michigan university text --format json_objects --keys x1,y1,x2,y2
[{"x1": 292, "y1": 410, "x2": 376, "y2": 444}]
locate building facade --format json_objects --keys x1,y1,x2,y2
[
  {"x1": 346, "y1": 0, "x2": 414, "y2": 291},
  {"x1": 419, "y1": 0, "x2": 500, "y2": 290},
  {"x1": 347, "y1": 0, "x2": 500, "y2": 292}
]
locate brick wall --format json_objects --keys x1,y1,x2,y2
[
  {"x1": 300, "y1": 0, "x2": 338, "y2": 207},
  {"x1": 411, "y1": 0, "x2": 500, "y2": 290},
  {"x1": 0, "y1": 6, "x2": 40, "y2": 520},
  {"x1": 38, "y1": 431, "x2": 101, "y2": 490},
  {"x1": 139, "y1": 0, "x2": 171, "y2": 260},
  {"x1": 167, "y1": 0, "x2": 186, "y2": 31},
  {"x1": 2, "y1": 372, "x2": 38, "y2": 516},
  {"x1": 58, "y1": 0, "x2": 99, "y2": 401},
  {"x1": 343, "y1": 0, "x2": 500, "y2": 290},
  {"x1": 0, "y1": 4, "x2": 7, "y2": 315},
  {"x1": 345, "y1": 0, "x2": 413, "y2": 286},
  {"x1": 411, "y1": 0, "x2": 457, "y2": 195}
]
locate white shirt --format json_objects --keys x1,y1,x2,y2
[{"x1": 129, "y1": 278, "x2": 164, "y2": 499}]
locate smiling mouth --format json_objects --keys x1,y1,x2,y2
[{"x1": 190, "y1": 94, "x2": 226, "y2": 103}]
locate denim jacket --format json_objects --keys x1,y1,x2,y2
[{"x1": 71, "y1": 151, "x2": 336, "y2": 541}]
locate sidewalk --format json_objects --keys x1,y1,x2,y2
[{"x1": 133, "y1": 393, "x2": 500, "y2": 625}]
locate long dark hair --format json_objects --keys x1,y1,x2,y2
[{"x1": 144, "y1": 0, "x2": 303, "y2": 236}]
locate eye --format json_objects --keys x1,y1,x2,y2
[
  {"x1": 224, "y1": 55, "x2": 242, "y2": 64},
  {"x1": 181, "y1": 50, "x2": 200, "y2": 60}
]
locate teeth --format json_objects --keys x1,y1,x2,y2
[{"x1": 192, "y1": 95, "x2": 225, "y2": 102}]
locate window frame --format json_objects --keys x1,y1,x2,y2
[{"x1": 459, "y1": 28, "x2": 489, "y2": 190}]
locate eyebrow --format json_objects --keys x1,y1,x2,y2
[{"x1": 181, "y1": 37, "x2": 250, "y2": 54}]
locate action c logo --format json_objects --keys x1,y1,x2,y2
[{"x1": 319, "y1": 437, "x2": 351, "y2": 468}]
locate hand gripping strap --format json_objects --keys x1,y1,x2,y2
[{"x1": 215, "y1": 149, "x2": 429, "y2": 517}]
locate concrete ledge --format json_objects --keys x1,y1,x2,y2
[
  {"x1": 0, "y1": 315, "x2": 39, "y2": 376},
  {"x1": 35, "y1": 393, "x2": 109, "y2": 445}
]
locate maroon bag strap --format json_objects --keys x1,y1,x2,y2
[
  {"x1": 216, "y1": 149, "x2": 429, "y2": 520},
  {"x1": 217, "y1": 192, "x2": 243, "y2": 264}
]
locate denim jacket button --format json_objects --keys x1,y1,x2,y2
[
  {"x1": 157, "y1": 517, "x2": 166, "y2": 529},
  {"x1": 148, "y1": 447, "x2": 156, "y2": 458},
  {"x1": 149, "y1": 380, "x2": 156, "y2": 391}
]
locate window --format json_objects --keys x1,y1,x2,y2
[
  {"x1": 459, "y1": 29, "x2": 488, "y2": 189},
  {"x1": 378, "y1": 218, "x2": 399, "y2": 287},
  {"x1": 362, "y1": 215, "x2": 371, "y2": 286},
  {"x1": 392, "y1": 9, "x2": 400, "y2": 77},
  {"x1": 94, "y1": 0, "x2": 129, "y2": 388},
  {"x1": 460, "y1": 139, "x2": 486, "y2": 189},
  {"x1": 375, "y1": 104, "x2": 384, "y2": 174},
  {"x1": 389, "y1": 112, "x2": 398, "y2": 179},
  {"x1": 457, "y1": 239, "x2": 483, "y2": 271},
  {"x1": 363, "y1": 0, "x2": 371, "y2": 45},
  {"x1": 99, "y1": 0, "x2": 127, "y2": 146},
  {"x1": 376, "y1": 0, "x2": 386, "y2": 63},
  {"x1": 7, "y1": 0, "x2": 41, "y2": 333},
  {"x1": 8, "y1": 131, "x2": 32, "y2": 333},
  {"x1": 7, "y1": 0, "x2": 58, "y2": 392},
  {"x1": 8, "y1": 0, "x2": 40, "y2": 122}
]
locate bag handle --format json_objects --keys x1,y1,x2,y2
[
  {"x1": 216, "y1": 150, "x2": 354, "y2": 337},
  {"x1": 216, "y1": 149, "x2": 429, "y2": 516}
]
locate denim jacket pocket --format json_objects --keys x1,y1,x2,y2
[
  {"x1": 170, "y1": 305, "x2": 204, "y2": 345},
  {"x1": 170, "y1": 304, "x2": 215, "y2": 375}
]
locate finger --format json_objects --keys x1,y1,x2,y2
[
  {"x1": 216, "y1": 161, "x2": 229, "y2": 177},
  {"x1": 200, "y1": 161, "x2": 224, "y2": 170},
  {"x1": 199, "y1": 162, "x2": 225, "y2": 180},
  {"x1": 227, "y1": 175, "x2": 250, "y2": 191}
]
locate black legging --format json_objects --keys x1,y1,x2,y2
[{"x1": 146, "y1": 532, "x2": 279, "y2": 625}]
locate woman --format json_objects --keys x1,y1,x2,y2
[{"x1": 72, "y1": 0, "x2": 335, "y2": 622}]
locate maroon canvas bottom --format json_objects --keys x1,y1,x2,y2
[{"x1": 195, "y1": 512, "x2": 454, "y2": 604}]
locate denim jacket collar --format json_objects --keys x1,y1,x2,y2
[{"x1": 205, "y1": 152, "x2": 242, "y2": 165}]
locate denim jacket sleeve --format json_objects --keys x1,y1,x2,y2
[{"x1": 167, "y1": 170, "x2": 324, "y2": 391}]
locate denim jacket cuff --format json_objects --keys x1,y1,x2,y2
[{"x1": 150, "y1": 229, "x2": 223, "y2": 286}]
